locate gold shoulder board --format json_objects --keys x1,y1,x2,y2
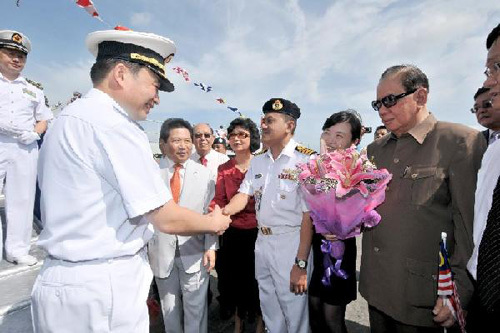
[{"x1": 295, "y1": 146, "x2": 316, "y2": 155}]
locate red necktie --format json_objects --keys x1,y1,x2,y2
[
  {"x1": 170, "y1": 163, "x2": 182, "y2": 203},
  {"x1": 200, "y1": 156, "x2": 207, "y2": 167}
]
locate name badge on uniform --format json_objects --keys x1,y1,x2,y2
[
  {"x1": 22, "y1": 88, "x2": 36, "y2": 99},
  {"x1": 255, "y1": 173, "x2": 262, "y2": 179}
]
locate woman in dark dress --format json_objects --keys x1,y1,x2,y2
[
  {"x1": 309, "y1": 110, "x2": 362, "y2": 333},
  {"x1": 211, "y1": 117, "x2": 263, "y2": 333}
]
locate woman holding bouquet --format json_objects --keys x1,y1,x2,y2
[
  {"x1": 211, "y1": 117, "x2": 264, "y2": 333},
  {"x1": 309, "y1": 110, "x2": 362, "y2": 333}
]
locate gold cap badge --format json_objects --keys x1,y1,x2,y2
[
  {"x1": 12, "y1": 33, "x2": 22, "y2": 44},
  {"x1": 272, "y1": 99, "x2": 283, "y2": 111}
]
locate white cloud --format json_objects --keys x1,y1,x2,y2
[{"x1": 131, "y1": 12, "x2": 153, "y2": 27}]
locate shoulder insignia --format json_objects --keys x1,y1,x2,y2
[
  {"x1": 25, "y1": 78, "x2": 44, "y2": 90},
  {"x1": 254, "y1": 149, "x2": 268, "y2": 156},
  {"x1": 295, "y1": 145, "x2": 316, "y2": 155}
]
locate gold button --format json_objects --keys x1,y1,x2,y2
[{"x1": 393, "y1": 158, "x2": 399, "y2": 163}]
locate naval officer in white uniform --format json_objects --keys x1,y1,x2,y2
[
  {"x1": 224, "y1": 98, "x2": 315, "y2": 333},
  {"x1": 31, "y1": 29, "x2": 231, "y2": 333},
  {"x1": 0, "y1": 30, "x2": 52, "y2": 266}
]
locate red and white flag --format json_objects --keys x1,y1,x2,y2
[{"x1": 76, "y1": 0, "x2": 99, "y2": 18}]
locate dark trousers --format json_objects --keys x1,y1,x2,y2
[{"x1": 368, "y1": 305, "x2": 451, "y2": 333}]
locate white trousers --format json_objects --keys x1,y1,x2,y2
[
  {"x1": 0, "y1": 135, "x2": 38, "y2": 259},
  {"x1": 255, "y1": 231, "x2": 312, "y2": 333},
  {"x1": 155, "y1": 255, "x2": 208, "y2": 333},
  {"x1": 31, "y1": 249, "x2": 153, "y2": 333}
]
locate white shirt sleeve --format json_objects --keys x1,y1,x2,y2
[
  {"x1": 35, "y1": 90, "x2": 53, "y2": 122},
  {"x1": 239, "y1": 162, "x2": 254, "y2": 196},
  {"x1": 97, "y1": 126, "x2": 171, "y2": 219}
]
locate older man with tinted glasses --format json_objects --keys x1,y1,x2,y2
[
  {"x1": 191, "y1": 123, "x2": 229, "y2": 179},
  {"x1": 361, "y1": 64, "x2": 486, "y2": 332}
]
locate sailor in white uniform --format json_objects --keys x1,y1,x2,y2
[
  {"x1": 0, "y1": 30, "x2": 52, "y2": 266},
  {"x1": 224, "y1": 98, "x2": 315, "y2": 333},
  {"x1": 30, "y1": 29, "x2": 230, "y2": 333}
]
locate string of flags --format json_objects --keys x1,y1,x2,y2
[{"x1": 172, "y1": 66, "x2": 244, "y2": 117}]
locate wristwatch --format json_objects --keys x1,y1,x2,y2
[{"x1": 295, "y1": 257, "x2": 308, "y2": 270}]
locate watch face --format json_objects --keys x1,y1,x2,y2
[{"x1": 298, "y1": 261, "x2": 306, "y2": 268}]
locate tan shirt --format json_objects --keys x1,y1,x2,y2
[{"x1": 360, "y1": 114, "x2": 486, "y2": 327}]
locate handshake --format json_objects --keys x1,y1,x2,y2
[{"x1": 206, "y1": 205, "x2": 235, "y2": 235}]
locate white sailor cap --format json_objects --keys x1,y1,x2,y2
[
  {"x1": 86, "y1": 29, "x2": 176, "y2": 92},
  {"x1": 0, "y1": 30, "x2": 31, "y2": 54}
]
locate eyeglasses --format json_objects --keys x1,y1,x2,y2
[
  {"x1": 484, "y1": 62, "x2": 500, "y2": 78},
  {"x1": 194, "y1": 133, "x2": 212, "y2": 139},
  {"x1": 371, "y1": 89, "x2": 417, "y2": 112},
  {"x1": 470, "y1": 99, "x2": 493, "y2": 113},
  {"x1": 228, "y1": 132, "x2": 250, "y2": 139}
]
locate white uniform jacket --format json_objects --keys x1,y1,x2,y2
[{"x1": 148, "y1": 158, "x2": 217, "y2": 278}]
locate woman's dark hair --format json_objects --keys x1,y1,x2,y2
[
  {"x1": 160, "y1": 118, "x2": 194, "y2": 142},
  {"x1": 227, "y1": 117, "x2": 260, "y2": 153},
  {"x1": 322, "y1": 110, "x2": 362, "y2": 143}
]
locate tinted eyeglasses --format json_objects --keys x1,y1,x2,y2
[
  {"x1": 470, "y1": 99, "x2": 493, "y2": 113},
  {"x1": 228, "y1": 132, "x2": 250, "y2": 139},
  {"x1": 371, "y1": 89, "x2": 417, "y2": 112},
  {"x1": 194, "y1": 133, "x2": 212, "y2": 139},
  {"x1": 484, "y1": 62, "x2": 500, "y2": 78}
]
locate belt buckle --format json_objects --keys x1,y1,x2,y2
[{"x1": 261, "y1": 227, "x2": 272, "y2": 235}]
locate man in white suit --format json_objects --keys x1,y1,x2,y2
[{"x1": 149, "y1": 118, "x2": 217, "y2": 333}]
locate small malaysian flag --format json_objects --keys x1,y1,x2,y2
[{"x1": 438, "y1": 232, "x2": 466, "y2": 333}]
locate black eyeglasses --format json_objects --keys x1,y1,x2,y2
[
  {"x1": 194, "y1": 133, "x2": 212, "y2": 139},
  {"x1": 228, "y1": 132, "x2": 250, "y2": 139},
  {"x1": 470, "y1": 99, "x2": 493, "y2": 113},
  {"x1": 371, "y1": 89, "x2": 417, "y2": 112}
]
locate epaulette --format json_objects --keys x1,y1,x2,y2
[
  {"x1": 254, "y1": 149, "x2": 268, "y2": 156},
  {"x1": 25, "y1": 78, "x2": 43, "y2": 90},
  {"x1": 295, "y1": 145, "x2": 316, "y2": 155}
]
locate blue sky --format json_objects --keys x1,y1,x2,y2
[{"x1": 2, "y1": 0, "x2": 500, "y2": 149}]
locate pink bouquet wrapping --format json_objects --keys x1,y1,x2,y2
[{"x1": 296, "y1": 146, "x2": 392, "y2": 284}]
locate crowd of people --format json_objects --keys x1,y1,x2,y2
[{"x1": 0, "y1": 21, "x2": 499, "y2": 333}]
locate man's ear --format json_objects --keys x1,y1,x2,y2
[
  {"x1": 415, "y1": 87, "x2": 428, "y2": 106},
  {"x1": 111, "y1": 63, "x2": 129, "y2": 89}
]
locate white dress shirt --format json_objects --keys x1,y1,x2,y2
[
  {"x1": 239, "y1": 138, "x2": 310, "y2": 227},
  {"x1": 159, "y1": 156, "x2": 186, "y2": 188},
  {"x1": 191, "y1": 148, "x2": 229, "y2": 180},
  {"x1": 37, "y1": 88, "x2": 170, "y2": 261},
  {"x1": 0, "y1": 73, "x2": 52, "y2": 134},
  {"x1": 468, "y1": 140, "x2": 500, "y2": 279}
]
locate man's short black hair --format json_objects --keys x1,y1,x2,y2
[
  {"x1": 487, "y1": 23, "x2": 500, "y2": 50},
  {"x1": 375, "y1": 125, "x2": 387, "y2": 132},
  {"x1": 322, "y1": 110, "x2": 362, "y2": 142},
  {"x1": 90, "y1": 58, "x2": 143, "y2": 86},
  {"x1": 380, "y1": 64, "x2": 430, "y2": 93},
  {"x1": 160, "y1": 118, "x2": 194, "y2": 143},
  {"x1": 227, "y1": 117, "x2": 261, "y2": 153},
  {"x1": 474, "y1": 87, "x2": 490, "y2": 100}
]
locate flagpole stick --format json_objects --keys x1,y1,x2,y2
[{"x1": 441, "y1": 232, "x2": 448, "y2": 333}]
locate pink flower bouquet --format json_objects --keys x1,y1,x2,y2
[{"x1": 296, "y1": 146, "x2": 392, "y2": 284}]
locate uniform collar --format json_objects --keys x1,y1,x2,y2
[
  {"x1": 383, "y1": 113, "x2": 436, "y2": 145},
  {"x1": 266, "y1": 138, "x2": 297, "y2": 159},
  {"x1": 86, "y1": 88, "x2": 143, "y2": 129},
  {"x1": 0, "y1": 72, "x2": 26, "y2": 84}
]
